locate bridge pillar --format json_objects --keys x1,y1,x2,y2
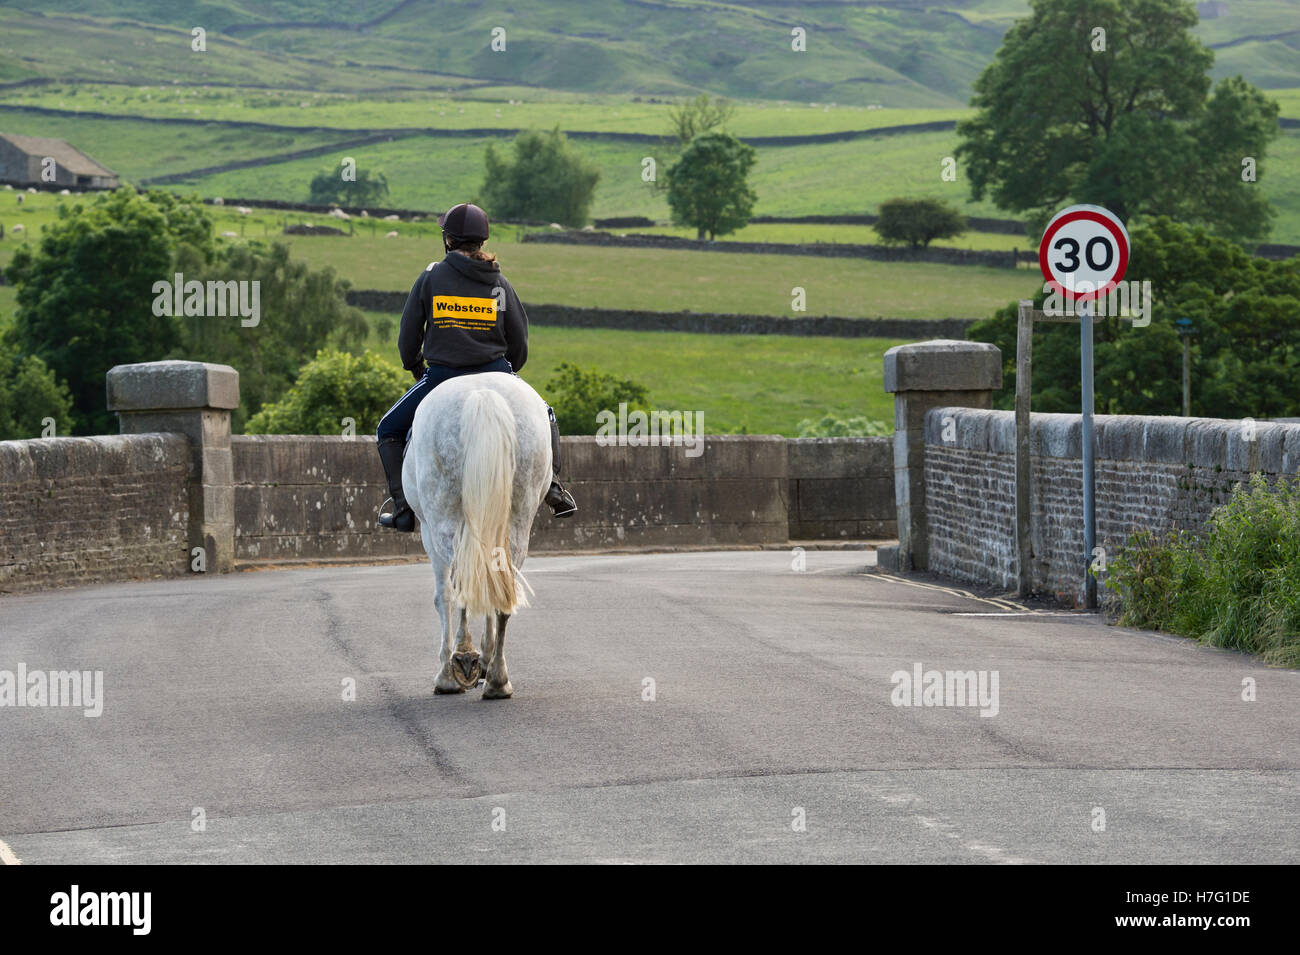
[
  {"x1": 883, "y1": 340, "x2": 1001, "y2": 572},
  {"x1": 107, "y1": 361, "x2": 240, "y2": 574}
]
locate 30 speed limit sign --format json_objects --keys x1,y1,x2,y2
[{"x1": 1039, "y1": 204, "x2": 1129, "y2": 301}]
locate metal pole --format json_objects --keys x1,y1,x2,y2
[
  {"x1": 1080, "y1": 299, "x2": 1097, "y2": 610},
  {"x1": 1182, "y1": 336, "x2": 1191, "y2": 416},
  {"x1": 1015, "y1": 301, "x2": 1033, "y2": 597}
]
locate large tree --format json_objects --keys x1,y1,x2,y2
[
  {"x1": 665, "y1": 131, "x2": 758, "y2": 240},
  {"x1": 480, "y1": 128, "x2": 600, "y2": 227},
  {"x1": 956, "y1": 0, "x2": 1279, "y2": 243},
  {"x1": 968, "y1": 218, "x2": 1300, "y2": 419},
  {"x1": 5, "y1": 188, "x2": 207, "y2": 434},
  {"x1": 172, "y1": 241, "x2": 369, "y2": 429}
]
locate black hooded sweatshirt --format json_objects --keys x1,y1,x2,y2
[{"x1": 396, "y1": 251, "x2": 528, "y2": 373}]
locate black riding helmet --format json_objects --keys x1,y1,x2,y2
[{"x1": 438, "y1": 202, "x2": 490, "y2": 248}]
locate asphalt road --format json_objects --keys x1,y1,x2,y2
[{"x1": 1, "y1": 551, "x2": 1297, "y2": 864}]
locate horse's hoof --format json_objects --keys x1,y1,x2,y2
[
  {"x1": 435, "y1": 681, "x2": 464, "y2": 695},
  {"x1": 451, "y1": 651, "x2": 484, "y2": 690},
  {"x1": 482, "y1": 681, "x2": 513, "y2": 700}
]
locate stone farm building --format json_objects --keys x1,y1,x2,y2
[{"x1": 0, "y1": 132, "x2": 119, "y2": 189}]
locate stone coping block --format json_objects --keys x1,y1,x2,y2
[
  {"x1": 883, "y1": 340, "x2": 1002, "y2": 394},
  {"x1": 925, "y1": 407, "x2": 1300, "y2": 474},
  {"x1": 107, "y1": 360, "x2": 239, "y2": 413},
  {"x1": 0, "y1": 433, "x2": 189, "y2": 484},
  {"x1": 788, "y1": 436, "x2": 891, "y2": 477}
]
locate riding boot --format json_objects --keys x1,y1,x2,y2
[
  {"x1": 546, "y1": 406, "x2": 577, "y2": 518},
  {"x1": 376, "y1": 437, "x2": 416, "y2": 532}
]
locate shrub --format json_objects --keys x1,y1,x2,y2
[
  {"x1": 245, "y1": 349, "x2": 408, "y2": 436},
  {"x1": 874, "y1": 197, "x2": 966, "y2": 249},
  {"x1": 1105, "y1": 474, "x2": 1300, "y2": 666},
  {"x1": 0, "y1": 336, "x2": 74, "y2": 441},
  {"x1": 543, "y1": 362, "x2": 650, "y2": 436},
  {"x1": 796, "y1": 414, "x2": 890, "y2": 438}
]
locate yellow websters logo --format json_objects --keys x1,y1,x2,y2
[{"x1": 431, "y1": 295, "x2": 498, "y2": 328}]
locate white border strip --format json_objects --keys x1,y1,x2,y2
[{"x1": 0, "y1": 837, "x2": 22, "y2": 865}]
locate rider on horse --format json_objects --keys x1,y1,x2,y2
[{"x1": 375, "y1": 202, "x2": 577, "y2": 531}]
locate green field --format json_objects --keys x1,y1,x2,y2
[
  {"x1": 0, "y1": 108, "x2": 348, "y2": 182},
  {"x1": 361, "y1": 315, "x2": 902, "y2": 435},
  {"x1": 611, "y1": 222, "x2": 1032, "y2": 251},
  {"x1": 0, "y1": 83, "x2": 975, "y2": 139},
  {"x1": 155, "y1": 126, "x2": 1018, "y2": 222},
  {"x1": 282, "y1": 232, "x2": 1035, "y2": 318}
]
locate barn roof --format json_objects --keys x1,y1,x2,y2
[{"x1": 0, "y1": 132, "x2": 117, "y2": 177}]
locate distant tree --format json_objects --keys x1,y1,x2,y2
[
  {"x1": 874, "y1": 198, "x2": 966, "y2": 249},
  {"x1": 309, "y1": 162, "x2": 390, "y2": 208},
  {"x1": 666, "y1": 93, "x2": 736, "y2": 147},
  {"x1": 0, "y1": 334, "x2": 74, "y2": 441},
  {"x1": 665, "y1": 131, "x2": 758, "y2": 240},
  {"x1": 4, "y1": 188, "x2": 206, "y2": 434},
  {"x1": 245, "y1": 349, "x2": 407, "y2": 435},
  {"x1": 955, "y1": 0, "x2": 1279, "y2": 243},
  {"x1": 480, "y1": 128, "x2": 601, "y2": 227},
  {"x1": 543, "y1": 363, "x2": 650, "y2": 436}
]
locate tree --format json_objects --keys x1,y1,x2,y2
[
  {"x1": 665, "y1": 131, "x2": 758, "y2": 240},
  {"x1": 171, "y1": 242, "x2": 370, "y2": 430},
  {"x1": 308, "y1": 162, "x2": 390, "y2": 208},
  {"x1": 5, "y1": 188, "x2": 204, "y2": 434},
  {"x1": 666, "y1": 93, "x2": 736, "y2": 147},
  {"x1": 245, "y1": 349, "x2": 408, "y2": 435},
  {"x1": 955, "y1": 0, "x2": 1280, "y2": 244},
  {"x1": 479, "y1": 128, "x2": 600, "y2": 227},
  {"x1": 874, "y1": 198, "x2": 966, "y2": 249},
  {"x1": 0, "y1": 334, "x2": 74, "y2": 441},
  {"x1": 967, "y1": 217, "x2": 1300, "y2": 419},
  {"x1": 542, "y1": 363, "x2": 650, "y2": 436}
]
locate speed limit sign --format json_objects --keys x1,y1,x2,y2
[{"x1": 1039, "y1": 204, "x2": 1129, "y2": 301}]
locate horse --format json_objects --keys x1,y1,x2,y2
[{"x1": 403, "y1": 372, "x2": 553, "y2": 699}]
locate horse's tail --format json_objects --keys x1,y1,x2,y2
[{"x1": 449, "y1": 388, "x2": 529, "y2": 617}]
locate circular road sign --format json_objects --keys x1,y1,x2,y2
[{"x1": 1039, "y1": 204, "x2": 1130, "y2": 301}]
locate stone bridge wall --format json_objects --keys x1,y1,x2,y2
[
  {"x1": 922, "y1": 408, "x2": 1300, "y2": 602},
  {"x1": 1, "y1": 424, "x2": 895, "y2": 592}
]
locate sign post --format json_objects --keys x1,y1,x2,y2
[{"x1": 1038, "y1": 204, "x2": 1131, "y2": 609}]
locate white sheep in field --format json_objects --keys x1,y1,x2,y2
[
  {"x1": 12, "y1": 224, "x2": 24, "y2": 233},
  {"x1": 385, "y1": 230, "x2": 398, "y2": 238},
  {"x1": 236, "y1": 206, "x2": 252, "y2": 215},
  {"x1": 221, "y1": 230, "x2": 238, "y2": 238},
  {"x1": 384, "y1": 214, "x2": 399, "y2": 221},
  {"x1": 213, "y1": 197, "x2": 225, "y2": 205},
  {"x1": 329, "y1": 208, "x2": 350, "y2": 220},
  {"x1": 359, "y1": 210, "x2": 368, "y2": 217},
  {"x1": 59, "y1": 189, "x2": 71, "y2": 195}
]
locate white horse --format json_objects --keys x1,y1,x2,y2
[{"x1": 403, "y1": 372, "x2": 553, "y2": 699}]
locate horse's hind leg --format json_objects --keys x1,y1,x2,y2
[
  {"x1": 482, "y1": 611, "x2": 513, "y2": 700},
  {"x1": 449, "y1": 606, "x2": 484, "y2": 689},
  {"x1": 434, "y1": 561, "x2": 467, "y2": 694}
]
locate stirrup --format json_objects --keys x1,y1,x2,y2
[
  {"x1": 545, "y1": 482, "x2": 577, "y2": 519},
  {"x1": 377, "y1": 496, "x2": 416, "y2": 532}
]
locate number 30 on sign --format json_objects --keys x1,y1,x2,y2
[{"x1": 1038, "y1": 204, "x2": 1130, "y2": 301}]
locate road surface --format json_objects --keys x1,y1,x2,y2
[{"x1": 1, "y1": 551, "x2": 1296, "y2": 864}]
